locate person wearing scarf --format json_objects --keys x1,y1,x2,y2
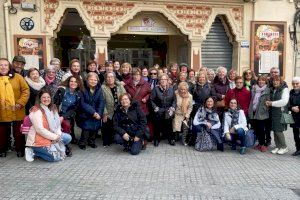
[
  {"x1": 173, "y1": 82, "x2": 193, "y2": 146},
  {"x1": 224, "y1": 98, "x2": 248, "y2": 154},
  {"x1": 25, "y1": 68, "x2": 46, "y2": 114},
  {"x1": 289, "y1": 77, "x2": 300, "y2": 156},
  {"x1": 248, "y1": 75, "x2": 270, "y2": 152},
  {"x1": 43, "y1": 65, "x2": 60, "y2": 96},
  {"x1": 0, "y1": 58, "x2": 29, "y2": 158},
  {"x1": 150, "y1": 73, "x2": 176, "y2": 146},
  {"x1": 25, "y1": 89, "x2": 72, "y2": 162},
  {"x1": 193, "y1": 97, "x2": 223, "y2": 151}
]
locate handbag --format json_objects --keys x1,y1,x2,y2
[
  {"x1": 215, "y1": 99, "x2": 225, "y2": 108},
  {"x1": 61, "y1": 119, "x2": 71, "y2": 133},
  {"x1": 245, "y1": 129, "x2": 256, "y2": 148},
  {"x1": 195, "y1": 129, "x2": 215, "y2": 151},
  {"x1": 20, "y1": 115, "x2": 32, "y2": 134},
  {"x1": 280, "y1": 112, "x2": 295, "y2": 124}
]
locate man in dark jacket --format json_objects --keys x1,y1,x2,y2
[{"x1": 12, "y1": 55, "x2": 27, "y2": 77}]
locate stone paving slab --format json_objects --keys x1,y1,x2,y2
[{"x1": 0, "y1": 128, "x2": 299, "y2": 200}]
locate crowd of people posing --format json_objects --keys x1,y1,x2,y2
[{"x1": 0, "y1": 55, "x2": 299, "y2": 162}]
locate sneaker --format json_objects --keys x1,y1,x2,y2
[
  {"x1": 239, "y1": 147, "x2": 246, "y2": 155},
  {"x1": 277, "y1": 147, "x2": 289, "y2": 155},
  {"x1": 254, "y1": 145, "x2": 261, "y2": 151},
  {"x1": 260, "y1": 146, "x2": 267, "y2": 152},
  {"x1": 25, "y1": 147, "x2": 34, "y2": 162},
  {"x1": 271, "y1": 148, "x2": 279, "y2": 154}
]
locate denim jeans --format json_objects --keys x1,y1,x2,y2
[
  {"x1": 231, "y1": 128, "x2": 246, "y2": 148},
  {"x1": 114, "y1": 134, "x2": 142, "y2": 155},
  {"x1": 32, "y1": 133, "x2": 71, "y2": 162}
]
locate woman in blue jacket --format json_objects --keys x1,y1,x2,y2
[{"x1": 77, "y1": 72, "x2": 105, "y2": 150}]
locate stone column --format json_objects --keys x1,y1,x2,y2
[
  {"x1": 94, "y1": 37, "x2": 110, "y2": 65},
  {"x1": 190, "y1": 39, "x2": 202, "y2": 72}
]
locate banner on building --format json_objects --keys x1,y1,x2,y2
[
  {"x1": 250, "y1": 21, "x2": 286, "y2": 77},
  {"x1": 14, "y1": 35, "x2": 47, "y2": 70}
]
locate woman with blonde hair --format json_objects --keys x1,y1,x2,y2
[{"x1": 173, "y1": 82, "x2": 193, "y2": 145}]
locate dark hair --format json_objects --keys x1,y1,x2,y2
[
  {"x1": 36, "y1": 89, "x2": 57, "y2": 111},
  {"x1": 27, "y1": 68, "x2": 39, "y2": 78},
  {"x1": 204, "y1": 97, "x2": 215, "y2": 108},
  {"x1": 234, "y1": 76, "x2": 243, "y2": 83},
  {"x1": 86, "y1": 60, "x2": 97, "y2": 68},
  {"x1": 59, "y1": 75, "x2": 84, "y2": 91},
  {"x1": 229, "y1": 98, "x2": 241, "y2": 110},
  {"x1": 242, "y1": 69, "x2": 256, "y2": 81}
]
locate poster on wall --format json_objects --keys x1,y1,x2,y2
[
  {"x1": 250, "y1": 21, "x2": 286, "y2": 76},
  {"x1": 14, "y1": 35, "x2": 46, "y2": 70}
]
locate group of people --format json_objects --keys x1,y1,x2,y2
[{"x1": 0, "y1": 55, "x2": 299, "y2": 162}]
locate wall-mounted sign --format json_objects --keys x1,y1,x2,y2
[
  {"x1": 14, "y1": 35, "x2": 46, "y2": 70},
  {"x1": 128, "y1": 17, "x2": 167, "y2": 33},
  {"x1": 250, "y1": 21, "x2": 286, "y2": 76},
  {"x1": 20, "y1": 17, "x2": 34, "y2": 31},
  {"x1": 241, "y1": 41, "x2": 249, "y2": 48}
]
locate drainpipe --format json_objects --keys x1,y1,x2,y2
[{"x1": 4, "y1": 1, "x2": 12, "y2": 61}]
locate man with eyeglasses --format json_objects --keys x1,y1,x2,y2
[{"x1": 225, "y1": 76, "x2": 251, "y2": 115}]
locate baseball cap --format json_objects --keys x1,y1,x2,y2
[{"x1": 12, "y1": 55, "x2": 26, "y2": 64}]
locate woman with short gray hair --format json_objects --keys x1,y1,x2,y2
[{"x1": 43, "y1": 65, "x2": 60, "y2": 96}]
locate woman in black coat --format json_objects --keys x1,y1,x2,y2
[
  {"x1": 150, "y1": 73, "x2": 176, "y2": 146},
  {"x1": 289, "y1": 77, "x2": 300, "y2": 156},
  {"x1": 113, "y1": 93, "x2": 147, "y2": 155}
]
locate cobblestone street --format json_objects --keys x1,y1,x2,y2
[{"x1": 0, "y1": 128, "x2": 299, "y2": 200}]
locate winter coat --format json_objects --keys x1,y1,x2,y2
[
  {"x1": 53, "y1": 87, "x2": 82, "y2": 120},
  {"x1": 125, "y1": 79, "x2": 151, "y2": 115},
  {"x1": 191, "y1": 82, "x2": 213, "y2": 108},
  {"x1": 173, "y1": 92, "x2": 193, "y2": 132},
  {"x1": 121, "y1": 73, "x2": 132, "y2": 86},
  {"x1": 193, "y1": 107, "x2": 221, "y2": 130},
  {"x1": 77, "y1": 84, "x2": 105, "y2": 131},
  {"x1": 150, "y1": 85, "x2": 176, "y2": 118},
  {"x1": 223, "y1": 109, "x2": 248, "y2": 135},
  {"x1": 113, "y1": 102, "x2": 147, "y2": 138},
  {"x1": 101, "y1": 82, "x2": 126, "y2": 120},
  {"x1": 225, "y1": 87, "x2": 251, "y2": 116},
  {"x1": 26, "y1": 107, "x2": 61, "y2": 147},
  {"x1": 211, "y1": 76, "x2": 230, "y2": 101},
  {"x1": 149, "y1": 78, "x2": 158, "y2": 90},
  {"x1": 269, "y1": 83, "x2": 289, "y2": 132},
  {"x1": 289, "y1": 89, "x2": 300, "y2": 128},
  {"x1": 0, "y1": 72, "x2": 29, "y2": 122},
  {"x1": 248, "y1": 86, "x2": 270, "y2": 120}
]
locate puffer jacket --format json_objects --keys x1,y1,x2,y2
[
  {"x1": 113, "y1": 102, "x2": 147, "y2": 138},
  {"x1": 0, "y1": 72, "x2": 29, "y2": 122}
]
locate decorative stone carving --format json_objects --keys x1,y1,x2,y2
[{"x1": 44, "y1": 0, "x2": 59, "y2": 25}]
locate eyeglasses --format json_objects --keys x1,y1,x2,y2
[{"x1": 150, "y1": 73, "x2": 157, "y2": 75}]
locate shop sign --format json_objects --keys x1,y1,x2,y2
[{"x1": 128, "y1": 17, "x2": 167, "y2": 33}]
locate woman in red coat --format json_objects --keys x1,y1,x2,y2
[{"x1": 125, "y1": 68, "x2": 151, "y2": 148}]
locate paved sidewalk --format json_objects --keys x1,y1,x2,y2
[{"x1": 0, "y1": 128, "x2": 299, "y2": 200}]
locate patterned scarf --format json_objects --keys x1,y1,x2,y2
[
  {"x1": 252, "y1": 84, "x2": 267, "y2": 111},
  {"x1": 44, "y1": 75, "x2": 55, "y2": 85},
  {"x1": 229, "y1": 108, "x2": 239, "y2": 128}
]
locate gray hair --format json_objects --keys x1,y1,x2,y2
[
  {"x1": 270, "y1": 67, "x2": 280, "y2": 75},
  {"x1": 292, "y1": 76, "x2": 300, "y2": 83},
  {"x1": 50, "y1": 58, "x2": 61, "y2": 65},
  {"x1": 178, "y1": 81, "x2": 189, "y2": 90},
  {"x1": 87, "y1": 72, "x2": 99, "y2": 81},
  {"x1": 46, "y1": 65, "x2": 57, "y2": 72},
  {"x1": 216, "y1": 66, "x2": 227, "y2": 75}
]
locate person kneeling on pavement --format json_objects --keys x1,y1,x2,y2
[
  {"x1": 25, "y1": 89, "x2": 72, "y2": 162},
  {"x1": 224, "y1": 98, "x2": 248, "y2": 155},
  {"x1": 113, "y1": 93, "x2": 147, "y2": 155}
]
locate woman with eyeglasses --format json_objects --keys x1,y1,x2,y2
[
  {"x1": 266, "y1": 75, "x2": 289, "y2": 155},
  {"x1": 289, "y1": 77, "x2": 300, "y2": 156},
  {"x1": 101, "y1": 72, "x2": 126, "y2": 147},
  {"x1": 150, "y1": 73, "x2": 176, "y2": 146},
  {"x1": 148, "y1": 67, "x2": 159, "y2": 90},
  {"x1": 224, "y1": 98, "x2": 248, "y2": 155},
  {"x1": 242, "y1": 69, "x2": 257, "y2": 91},
  {"x1": 43, "y1": 65, "x2": 60, "y2": 96}
]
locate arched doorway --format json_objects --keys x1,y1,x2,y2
[
  {"x1": 202, "y1": 16, "x2": 234, "y2": 70},
  {"x1": 108, "y1": 12, "x2": 189, "y2": 68},
  {"x1": 53, "y1": 8, "x2": 95, "y2": 70}
]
